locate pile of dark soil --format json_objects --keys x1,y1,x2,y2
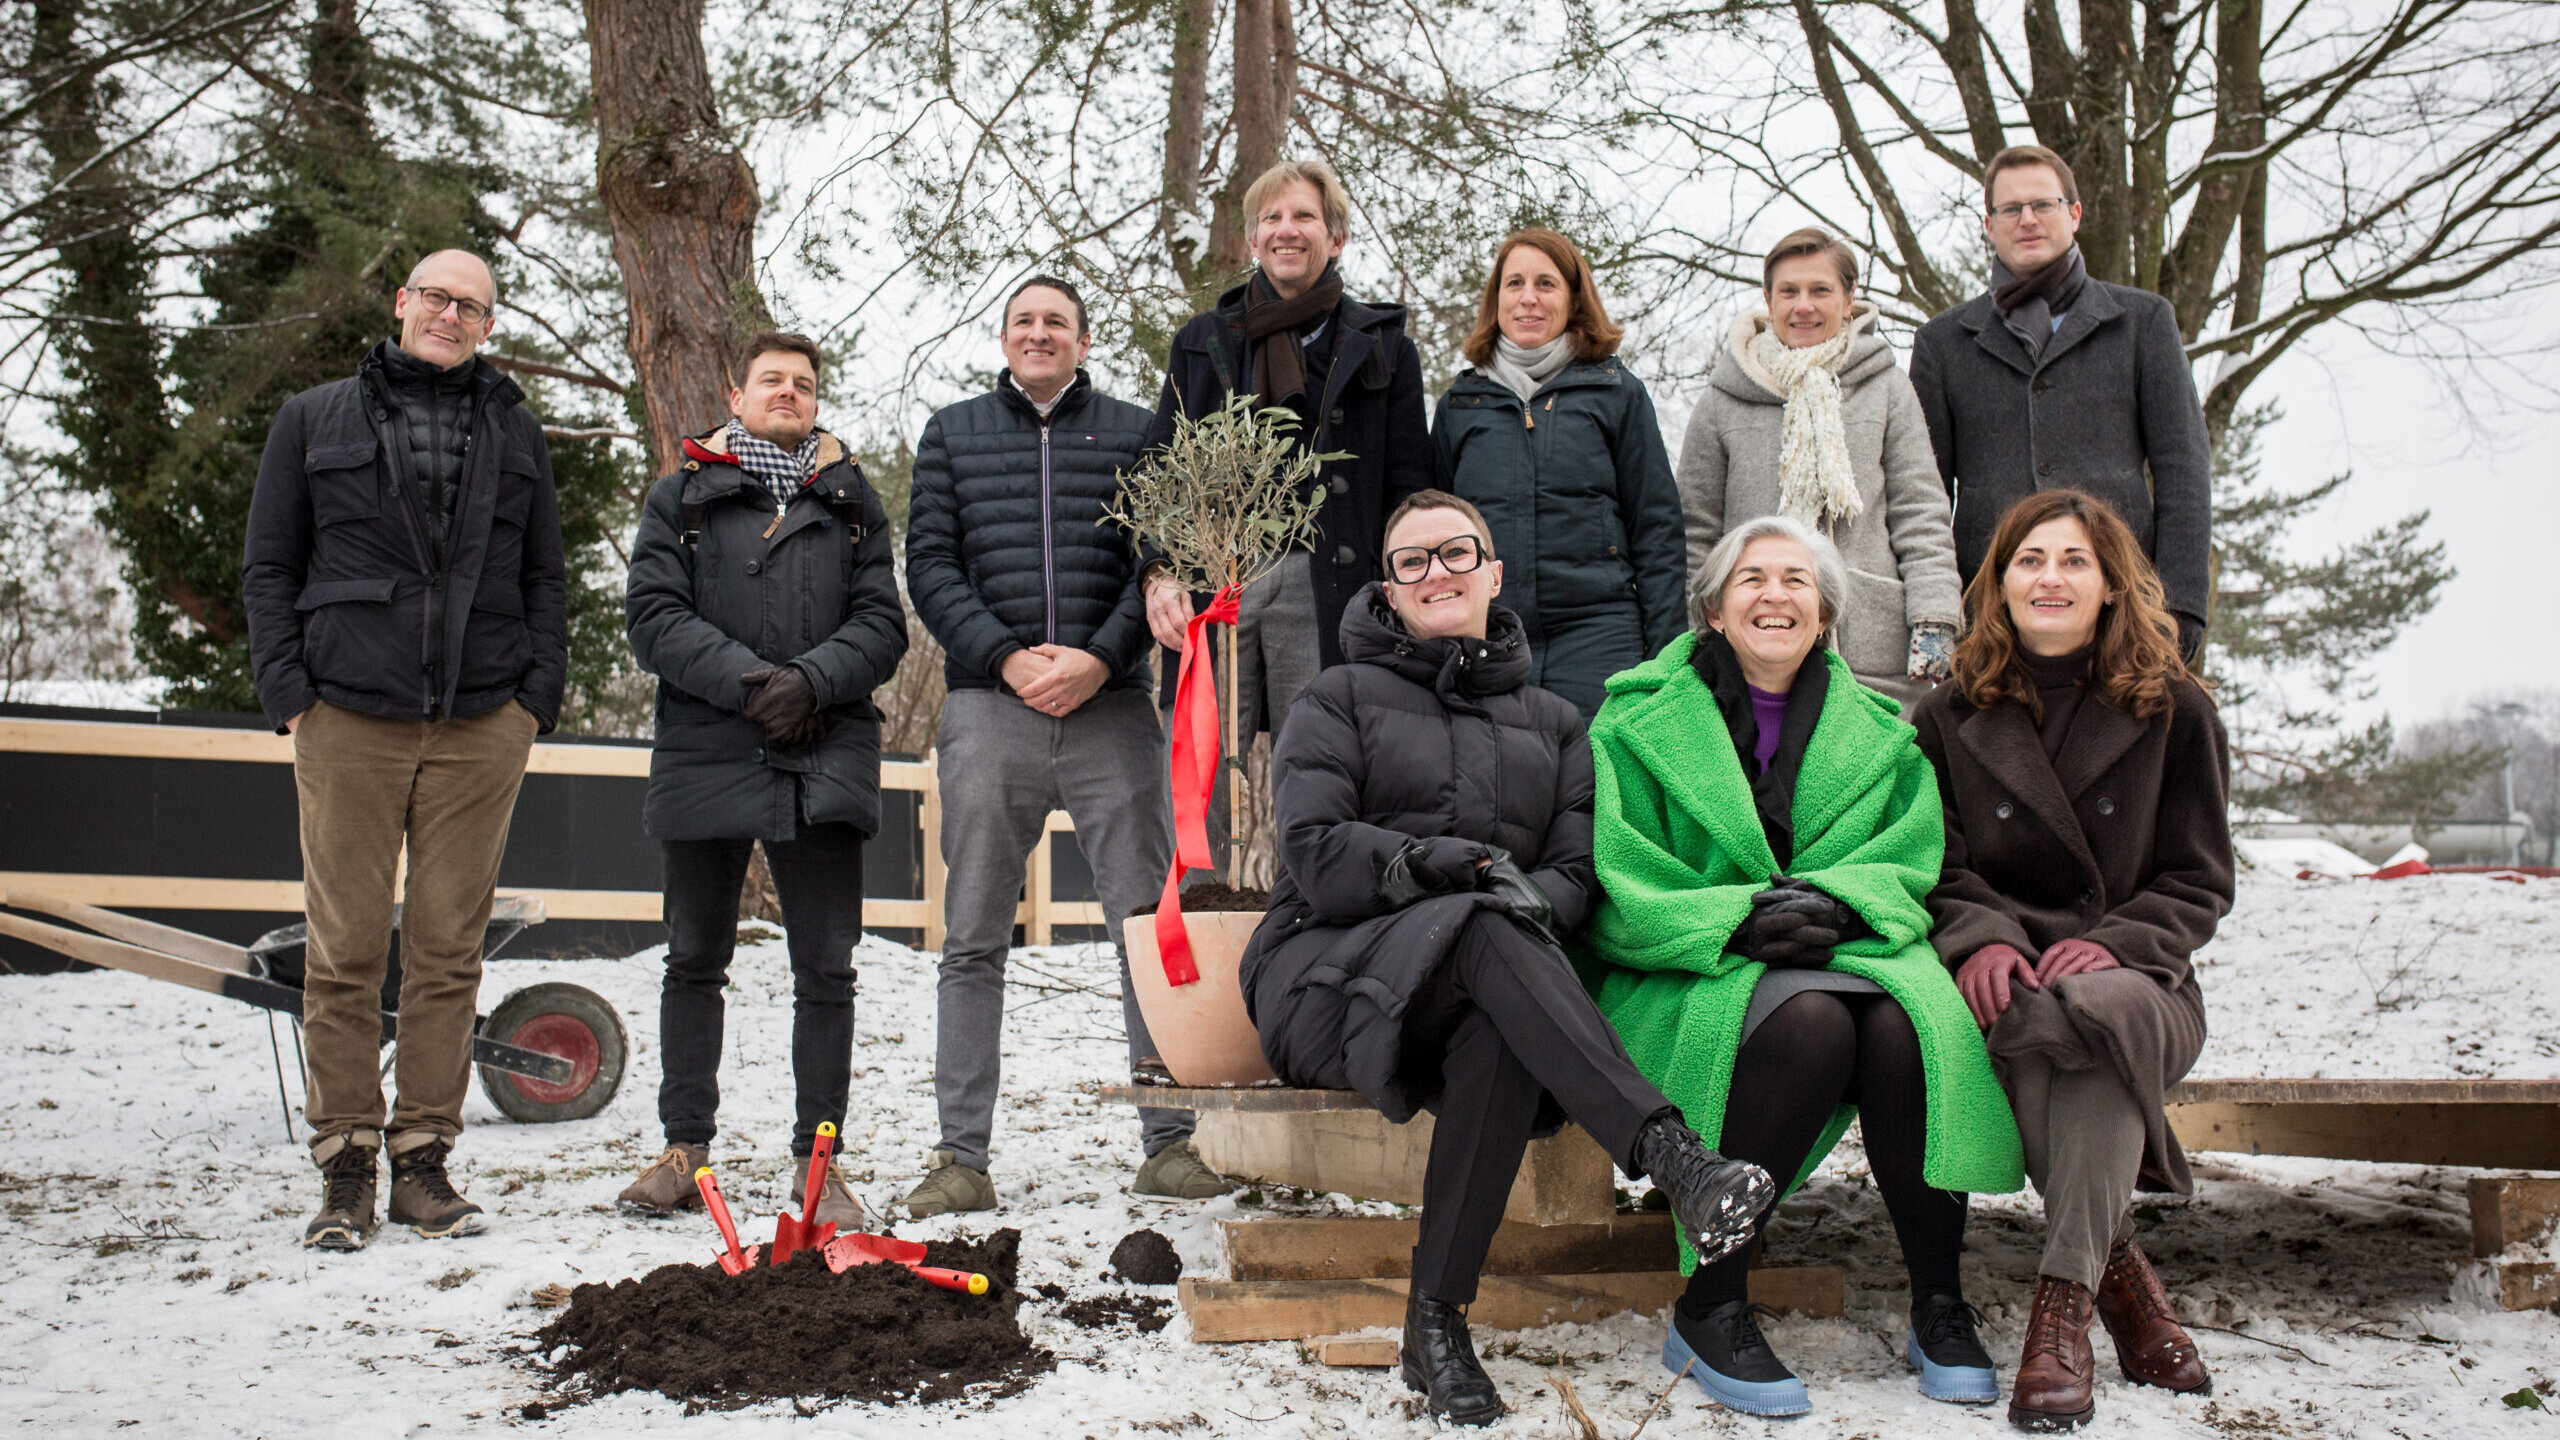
[
  {"x1": 1128, "y1": 882, "x2": 1268, "y2": 915},
  {"x1": 1107, "y1": 1228, "x2": 1182, "y2": 1285},
  {"x1": 532, "y1": 1230, "x2": 1052, "y2": 1411},
  {"x1": 1056, "y1": 1293, "x2": 1173, "y2": 1333}
]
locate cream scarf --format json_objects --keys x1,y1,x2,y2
[
  {"x1": 1486, "y1": 332, "x2": 1577, "y2": 404},
  {"x1": 1733, "y1": 305, "x2": 1869, "y2": 530}
]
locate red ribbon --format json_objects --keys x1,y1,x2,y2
[{"x1": 1155, "y1": 584, "x2": 1242, "y2": 987}]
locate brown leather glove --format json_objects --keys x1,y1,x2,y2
[{"x1": 740, "y1": 665, "x2": 825, "y2": 747}]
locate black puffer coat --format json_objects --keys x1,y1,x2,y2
[
  {"x1": 1241, "y1": 586, "x2": 1595, "y2": 1122},
  {"x1": 905, "y1": 371, "x2": 1155, "y2": 691},
  {"x1": 626, "y1": 428, "x2": 908, "y2": 842},
  {"x1": 243, "y1": 342, "x2": 567, "y2": 733}
]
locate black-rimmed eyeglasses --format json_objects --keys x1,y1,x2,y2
[
  {"x1": 1988, "y1": 198, "x2": 2071, "y2": 224},
  {"x1": 405, "y1": 285, "x2": 493, "y2": 325},
  {"x1": 1386, "y1": 535, "x2": 1487, "y2": 583}
]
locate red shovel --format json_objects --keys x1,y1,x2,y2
[
  {"x1": 693, "y1": 1166, "x2": 761, "y2": 1276},
  {"x1": 821, "y1": 1230, "x2": 991, "y2": 1295},
  {"x1": 769, "y1": 1121, "x2": 842, "y2": 1266}
]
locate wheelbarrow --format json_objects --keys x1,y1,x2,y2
[{"x1": 0, "y1": 887, "x2": 626, "y2": 1125}]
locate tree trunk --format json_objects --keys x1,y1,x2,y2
[
  {"x1": 583, "y1": 0, "x2": 770, "y2": 474},
  {"x1": 1210, "y1": 0, "x2": 1299, "y2": 274},
  {"x1": 1162, "y1": 0, "x2": 1214, "y2": 288}
]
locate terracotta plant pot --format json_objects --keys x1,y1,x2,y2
[{"x1": 1124, "y1": 910, "x2": 1277, "y2": 1087}]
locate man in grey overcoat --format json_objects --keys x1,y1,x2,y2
[{"x1": 1909, "y1": 144, "x2": 2213, "y2": 661}]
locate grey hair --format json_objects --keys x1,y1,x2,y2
[{"x1": 1689, "y1": 514, "x2": 1848, "y2": 639}]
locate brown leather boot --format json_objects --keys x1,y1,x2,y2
[
  {"x1": 2096, "y1": 1238, "x2": 2212, "y2": 1394},
  {"x1": 2008, "y1": 1274, "x2": 2097, "y2": 1432}
]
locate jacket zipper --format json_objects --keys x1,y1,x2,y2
[{"x1": 1039, "y1": 421, "x2": 1058, "y2": 645}]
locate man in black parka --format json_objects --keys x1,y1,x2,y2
[
  {"x1": 897, "y1": 277, "x2": 1231, "y2": 1215},
  {"x1": 615, "y1": 332, "x2": 907, "y2": 1217},
  {"x1": 244, "y1": 248, "x2": 566, "y2": 1252},
  {"x1": 1141, "y1": 159, "x2": 1431, "y2": 752}
]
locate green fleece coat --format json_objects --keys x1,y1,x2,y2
[{"x1": 1583, "y1": 634, "x2": 2023, "y2": 1266}]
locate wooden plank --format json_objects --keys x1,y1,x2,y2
[
  {"x1": 1194, "y1": 1108, "x2": 1614, "y2": 1226},
  {"x1": 2, "y1": 888, "x2": 255, "y2": 972},
  {"x1": 1300, "y1": 1334, "x2": 1398, "y2": 1367},
  {"x1": 2170, "y1": 1078, "x2": 2560, "y2": 1106},
  {"x1": 2469, "y1": 1177, "x2": 2560, "y2": 1257},
  {"x1": 2169, "y1": 1101, "x2": 2560, "y2": 1171},
  {"x1": 2461, "y1": 1258, "x2": 2560, "y2": 1312},
  {"x1": 0, "y1": 911, "x2": 249, "y2": 997},
  {"x1": 1222, "y1": 1213, "x2": 1675, "y2": 1281},
  {"x1": 1179, "y1": 1267, "x2": 1843, "y2": 1343},
  {"x1": 1098, "y1": 1085, "x2": 1368, "y2": 1112}
]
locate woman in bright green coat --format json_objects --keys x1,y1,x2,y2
[{"x1": 1583, "y1": 515, "x2": 2023, "y2": 1419}]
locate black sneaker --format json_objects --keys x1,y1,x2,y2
[
  {"x1": 302, "y1": 1140, "x2": 380, "y2": 1251},
  {"x1": 1632, "y1": 1115, "x2": 1775, "y2": 1264},
  {"x1": 1664, "y1": 1299, "x2": 1810, "y2": 1417},
  {"x1": 1907, "y1": 1292, "x2": 1999, "y2": 1404},
  {"x1": 388, "y1": 1140, "x2": 486, "y2": 1237}
]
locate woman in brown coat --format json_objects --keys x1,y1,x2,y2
[{"x1": 1911, "y1": 489, "x2": 2235, "y2": 1433}]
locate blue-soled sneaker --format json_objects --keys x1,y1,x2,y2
[
  {"x1": 1907, "y1": 1292, "x2": 1999, "y2": 1404},
  {"x1": 1663, "y1": 1300, "x2": 1812, "y2": 1418}
]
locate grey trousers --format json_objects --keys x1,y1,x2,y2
[
  {"x1": 934, "y1": 686, "x2": 1186, "y2": 1171},
  {"x1": 2006, "y1": 1053, "x2": 2144, "y2": 1290},
  {"x1": 1175, "y1": 551, "x2": 1324, "y2": 875}
]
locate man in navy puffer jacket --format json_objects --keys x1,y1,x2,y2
[{"x1": 901, "y1": 276, "x2": 1234, "y2": 1214}]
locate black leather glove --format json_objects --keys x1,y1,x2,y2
[
  {"x1": 1732, "y1": 883, "x2": 1861, "y2": 969},
  {"x1": 741, "y1": 665, "x2": 825, "y2": 747},
  {"x1": 1476, "y1": 847, "x2": 1558, "y2": 946},
  {"x1": 2175, "y1": 613, "x2": 2206, "y2": 666},
  {"x1": 1380, "y1": 836, "x2": 1483, "y2": 908}
]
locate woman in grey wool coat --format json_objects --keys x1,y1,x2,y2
[{"x1": 1679, "y1": 227, "x2": 1962, "y2": 704}]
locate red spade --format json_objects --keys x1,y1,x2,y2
[
  {"x1": 769, "y1": 1121, "x2": 842, "y2": 1265},
  {"x1": 821, "y1": 1230, "x2": 991, "y2": 1295},
  {"x1": 693, "y1": 1166, "x2": 761, "y2": 1275}
]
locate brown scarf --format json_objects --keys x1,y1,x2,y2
[
  {"x1": 1991, "y1": 245, "x2": 2089, "y2": 361},
  {"x1": 1242, "y1": 264, "x2": 1345, "y2": 404}
]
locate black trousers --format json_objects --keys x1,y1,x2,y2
[
  {"x1": 1680, "y1": 989, "x2": 1968, "y2": 1318},
  {"x1": 1404, "y1": 910, "x2": 1674, "y2": 1303},
  {"x1": 658, "y1": 825, "x2": 864, "y2": 1156}
]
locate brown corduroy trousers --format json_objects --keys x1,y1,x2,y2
[{"x1": 292, "y1": 699, "x2": 537, "y2": 1158}]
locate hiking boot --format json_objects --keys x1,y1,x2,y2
[
  {"x1": 811, "y1": 1163, "x2": 875, "y2": 1229},
  {"x1": 303, "y1": 1133, "x2": 380, "y2": 1251},
  {"x1": 1908, "y1": 1291, "x2": 2000, "y2": 1404},
  {"x1": 897, "y1": 1149, "x2": 996, "y2": 1218},
  {"x1": 1400, "y1": 1287, "x2": 1506, "y2": 1426},
  {"x1": 2096, "y1": 1238, "x2": 2210, "y2": 1394},
  {"x1": 387, "y1": 1139, "x2": 486, "y2": 1238},
  {"x1": 1132, "y1": 1140, "x2": 1239, "y2": 1200},
  {"x1": 1664, "y1": 1299, "x2": 1811, "y2": 1417},
  {"x1": 2009, "y1": 1274, "x2": 2097, "y2": 1431},
  {"x1": 616, "y1": 1142, "x2": 711, "y2": 1215},
  {"x1": 1631, "y1": 1114, "x2": 1775, "y2": 1265}
]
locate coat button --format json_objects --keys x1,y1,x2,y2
[
  {"x1": 1330, "y1": 408, "x2": 1344, "y2": 424},
  {"x1": 1994, "y1": 802, "x2": 2014, "y2": 819},
  {"x1": 2036, "y1": 460, "x2": 2054, "y2": 476},
  {"x1": 2079, "y1": 888, "x2": 2094, "y2": 903},
  {"x1": 753, "y1": 747, "x2": 766, "y2": 762},
  {"x1": 2032, "y1": 379, "x2": 2049, "y2": 395},
  {"x1": 1331, "y1": 476, "x2": 1350, "y2": 497},
  {"x1": 745, "y1": 559, "x2": 761, "y2": 575},
  {"x1": 685, "y1": 460, "x2": 699, "y2": 471},
  {"x1": 2096, "y1": 797, "x2": 2115, "y2": 815},
  {"x1": 1334, "y1": 544, "x2": 1357, "y2": 566}
]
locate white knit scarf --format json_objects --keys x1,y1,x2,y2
[
  {"x1": 1486, "y1": 332, "x2": 1576, "y2": 404},
  {"x1": 1744, "y1": 318, "x2": 1862, "y2": 530}
]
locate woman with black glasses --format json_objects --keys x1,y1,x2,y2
[{"x1": 1242, "y1": 490, "x2": 1770, "y2": 1428}]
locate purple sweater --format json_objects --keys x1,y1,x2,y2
[{"x1": 1748, "y1": 684, "x2": 1789, "y2": 772}]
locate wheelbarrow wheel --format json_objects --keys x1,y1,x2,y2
[{"x1": 476, "y1": 982, "x2": 627, "y2": 1124}]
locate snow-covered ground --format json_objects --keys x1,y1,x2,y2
[{"x1": 2, "y1": 869, "x2": 2554, "y2": 1437}]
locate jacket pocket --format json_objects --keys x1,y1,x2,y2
[
  {"x1": 457, "y1": 585, "x2": 531, "y2": 697},
  {"x1": 305, "y1": 443, "x2": 381, "y2": 525},
  {"x1": 1835, "y1": 568, "x2": 1908, "y2": 680},
  {"x1": 294, "y1": 577, "x2": 396, "y2": 683},
  {"x1": 295, "y1": 577, "x2": 398, "y2": 610}
]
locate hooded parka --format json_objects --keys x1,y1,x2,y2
[
  {"x1": 1431, "y1": 361, "x2": 1686, "y2": 718},
  {"x1": 1911, "y1": 672, "x2": 2234, "y2": 1194},
  {"x1": 1678, "y1": 305, "x2": 1962, "y2": 697},
  {"x1": 626, "y1": 428, "x2": 908, "y2": 843},
  {"x1": 1240, "y1": 586, "x2": 1595, "y2": 1122}
]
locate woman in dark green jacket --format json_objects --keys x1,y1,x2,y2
[{"x1": 1432, "y1": 230, "x2": 1687, "y2": 717}]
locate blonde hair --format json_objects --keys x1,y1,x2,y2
[{"x1": 1240, "y1": 160, "x2": 1352, "y2": 243}]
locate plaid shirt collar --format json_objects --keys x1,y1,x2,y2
[{"x1": 724, "y1": 419, "x2": 820, "y2": 509}]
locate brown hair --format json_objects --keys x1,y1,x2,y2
[
  {"x1": 1005, "y1": 274, "x2": 1087, "y2": 335},
  {"x1": 1241, "y1": 160, "x2": 1352, "y2": 243},
  {"x1": 737, "y1": 330, "x2": 823, "y2": 385},
  {"x1": 1461, "y1": 229, "x2": 1624, "y2": 368},
  {"x1": 1382, "y1": 489, "x2": 1494, "y2": 567},
  {"x1": 1983, "y1": 145, "x2": 2080, "y2": 208},
  {"x1": 1761, "y1": 226, "x2": 1859, "y2": 293},
  {"x1": 1951, "y1": 490, "x2": 2200, "y2": 722}
]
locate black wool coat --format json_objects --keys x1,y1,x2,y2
[
  {"x1": 1146, "y1": 280, "x2": 1431, "y2": 701},
  {"x1": 1908, "y1": 281, "x2": 2213, "y2": 628},
  {"x1": 243, "y1": 344, "x2": 568, "y2": 733},
  {"x1": 905, "y1": 371, "x2": 1157, "y2": 692},
  {"x1": 1911, "y1": 673, "x2": 2235, "y2": 1193},
  {"x1": 626, "y1": 429, "x2": 908, "y2": 842},
  {"x1": 1242, "y1": 587, "x2": 1595, "y2": 1122}
]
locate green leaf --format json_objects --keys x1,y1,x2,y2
[{"x1": 2502, "y1": 1388, "x2": 2546, "y2": 1411}]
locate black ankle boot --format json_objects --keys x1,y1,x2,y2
[
  {"x1": 1633, "y1": 1115, "x2": 1775, "y2": 1264},
  {"x1": 1400, "y1": 1287, "x2": 1506, "y2": 1426}
]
